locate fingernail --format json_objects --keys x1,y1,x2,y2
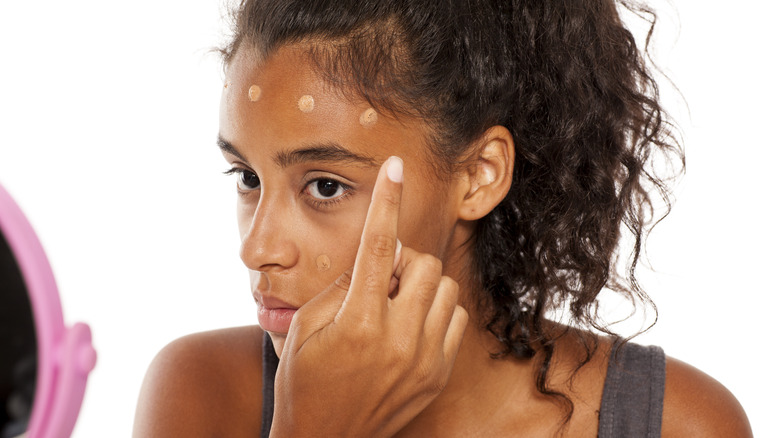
[{"x1": 386, "y1": 156, "x2": 403, "y2": 183}]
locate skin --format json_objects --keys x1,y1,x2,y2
[
  {"x1": 220, "y1": 45, "x2": 470, "y2": 358},
  {"x1": 133, "y1": 44, "x2": 753, "y2": 437}
]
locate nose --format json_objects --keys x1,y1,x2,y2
[{"x1": 239, "y1": 197, "x2": 300, "y2": 272}]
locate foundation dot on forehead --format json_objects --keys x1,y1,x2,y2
[
  {"x1": 298, "y1": 95, "x2": 315, "y2": 113},
  {"x1": 248, "y1": 85, "x2": 262, "y2": 102},
  {"x1": 316, "y1": 254, "x2": 331, "y2": 271},
  {"x1": 359, "y1": 108, "x2": 378, "y2": 127}
]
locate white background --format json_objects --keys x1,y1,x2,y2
[{"x1": 0, "y1": 1, "x2": 776, "y2": 436}]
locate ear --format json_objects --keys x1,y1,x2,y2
[{"x1": 456, "y1": 125, "x2": 515, "y2": 221}]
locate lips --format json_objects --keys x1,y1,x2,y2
[{"x1": 256, "y1": 295, "x2": 298, "y2": 334}]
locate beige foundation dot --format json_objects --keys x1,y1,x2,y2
[
  {"x1": 360, "y1": 108, "x2": 378, "y2": 127},
  {"x1": 298, "y1": 95, "x2": 315, "y2": 113},
  {"x1": 316, "y1": 254, "x2": 331, "y2": 271},
  {"x1": 248, "y1": 85, "x2": 262, "y2": 101}
]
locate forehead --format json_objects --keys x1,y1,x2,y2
[
  {"x1": 222, "y1": 45, "x2": 345, "y2": 139},
  {"x1": 219, "y1": 44, "x2": 439, "y2": 171}
]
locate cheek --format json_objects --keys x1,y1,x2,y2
[
  {"x1": 397, "y1": 182, "x2": 454, "y2": 259},
  {"x1": 236, "y1": 202, "x2": 253, "y2": 238},
  {"x1": 303, "y1": 207, "x2": 366, "y2": 279},
  {"x1": 398, "y1": 211, "x2": 448, "y2": 257}
]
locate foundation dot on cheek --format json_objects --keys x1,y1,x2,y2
[
  {"x1": 316, "y1": 254, "x2": 331, "y2": 271},
  {"x1": 298, "y1": 95, "x2": 315, "y2": 113},
  {"x1": 248, "y1": 85, "x2": 262, "y2": 101},
  {"x1": 359, "y1": 108, "x2": 378, "y2": 127}
]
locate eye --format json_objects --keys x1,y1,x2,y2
[
  {"x1": 305, "y1": 178, "x2": 347, "y2": 200},
  {"x1": 236, "y1": 169, "x2": 260, "y2": 191},
  {"x1": 224, "y1": 167, "x2": 260, "y2": 192}
]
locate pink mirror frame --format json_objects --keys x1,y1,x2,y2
[{"x1": 0, "y1": 183, "x2": 96, "y2": 438}]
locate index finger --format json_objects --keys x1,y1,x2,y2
[{"x1": 342, "y1": 156, "x2": 403, "y2": 318}]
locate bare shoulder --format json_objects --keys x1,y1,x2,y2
[
  {"x1": 133, "y1": 325, "x2": 267, "y2": 437},
  {"x1": 661, "y1": 355, "x2": 752, "y2": 437}
]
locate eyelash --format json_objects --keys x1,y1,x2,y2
[{"x1": 222, "y1": 167, "x2": 354, "y2": 208}]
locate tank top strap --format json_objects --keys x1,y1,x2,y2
[
  {"x1": 261, "y1": 332, "x2": 278, "y2": 438},
  {"x1": 598, "y1": 341, "x2": 666, "y2": 438}
]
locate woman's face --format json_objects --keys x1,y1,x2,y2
[{"x1": 219, "y1": 45, "x2": 470, "y2": 355}]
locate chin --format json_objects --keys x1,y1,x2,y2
[{"x1": 268, "y1": 331, "x2": 287, "y2": 358}]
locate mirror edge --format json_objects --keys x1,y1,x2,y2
[{"x1": 0, "y1": 183, "x2": 96, "y2": 438}]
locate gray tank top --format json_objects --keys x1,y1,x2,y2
[
  {"x1": 598, "y1": 342, "x2": 665, "y2": 437},
  {"x1": 260, "y1": 336, "x2": 665, "y2": 437}
]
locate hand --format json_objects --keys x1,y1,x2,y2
[{"x1": 270, "y1": 156, "x2": 469, "y2": 438}]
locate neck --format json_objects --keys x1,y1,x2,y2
[
  {"x1": 396, "y1": 224, "x2": 550, "y2": 436},
  {"x1": 393, "y1": 319, "x2": 539, "y2": 437}
]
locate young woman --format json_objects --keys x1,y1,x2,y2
[{"x1": 134, "y1": 0, "x2": 752, "y2": 436}]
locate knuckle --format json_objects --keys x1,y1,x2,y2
[
  {"x1": 417, "y1": 254, "x2": 442, "y2": 274},
  {"x1": 367, "y1": 234, "x2": 397, "y2": 259},
  {"x1": 361, "y1": 271, "x2": 386, "y2": 291},
  {"x1": 345, "y1": 315, "x2": 381, "y2": 344},
  {"x1": 413, "y1": 356, "x2": 447, "y2": 394},
  {"x1": 333, "y1": 269, "x2": 353, "y2": 291},
  {"x1": 377, "y1": 190, "x2": 401, "y2": 209},
  {"x1": 413, "y1": 360, "x2": 433, "y2": 384},
  {"x1": 419, "y1": 280, "x2": 441, "y2": 295},
  {"x1": 430, "y1": 373, "x2": 448, "y2": 394}
]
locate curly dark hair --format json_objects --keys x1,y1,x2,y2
[{"x1": 219, "y1": 0, "x2": 683, "y2": 423}]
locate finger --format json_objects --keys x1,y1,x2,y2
[
  {"x1": 389, "y1": 250, "x2": 442, "y2": 331},
  {"x1": 388, "y1": 239, "x2": 402, "y2": 295},
  {"x1": 442, "y1": 305, "x2": 469, "y2": 362},
  {"x1": 287, "y1": 268, "x2": 353, "y2": 351},
  {"x1": 343, "y1": 156, "x2": 403, "y2": 318},
  {"x1": 422, "y1": 276, "x2": 459, "y2": 342}
]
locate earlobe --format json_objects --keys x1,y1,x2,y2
[{"x1": 458, "y1": 126, "x2": 515, "y2": 221}]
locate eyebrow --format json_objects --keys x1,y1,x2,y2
[
  {"x1": 217, "y1": 135, "x2": 379, "y2": 168},
  {"x1": 217, "y1": 135, "x2": 248, "y2": 162}
]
